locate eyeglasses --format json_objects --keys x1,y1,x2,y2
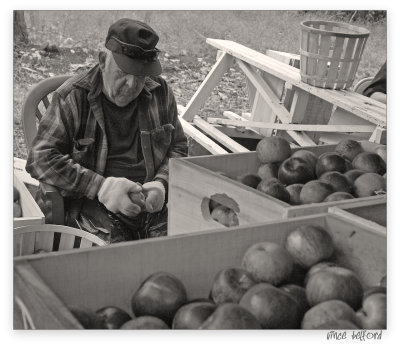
[{"x1": 107, "y1": 36, "x2": 160, "y2": 62}]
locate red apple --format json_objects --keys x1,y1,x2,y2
[
  {"x1": 335, "y1": 139, "x2": 364, "y2": 161},
  {"x1": 172, "y1": 302, "x2": 216, "y2": 329},
  {"x1": 278, "y1": 157, "x2": 315, "y2": 185},
  {"x1": 120, "y1": 316, "x2": 169, "y2": 329},
  {"x1": 315, "y1": 152, "x2": 347, "y2": 177},
  {"x1": 210, "y1": 267, "x2": 256, "y2": 304},
  {"x1": 280, "y1": 284, "x2": 310, "y2": 317},
  {"x1": 291, "y1": 149, "x2": 318, "y2": 170},
  {"x1": 131, "y1": 272, "x2": 187, "y2": 325},
  {"x1": 200, "y1": 303, "x2": 261, "y2": 329},
  {"x1": 257, "y1": 178, "x2": 290, "y2": 204},
  {"x1": 240, "y1": 283, "x2": 300, "y2": 328},
  {"x1": 286, "y1": 184, "x2": 304, "y2": 205},
  {"x1": 353, "y1": 173, "x2": 386, "y2": 197},
  {"x1": 304, "y1": 261, "x2": 339, "y2": 286},
  {"x1": 305, "y1": 267, "x2": 364, "y2": 310},
  {"x1": 256, "y1": 136, "x2": 291, "y2": 163},
  {"x1": 299, "y1": 180, "x2": 335, "y2": 204},
  {"x1": 285, "y1": 225, "x2": 334, "y2": 269},
  {"x1": 324, "y1": 192, "x2": 355, "y2": 202},
  {"x1": 352, "y1": 152, "x2": 386, "y2": 175},
  {"x1": 211, "y1": 205, "x2": 239, "y2": 227},
  {"x1": 257, "y1": 162, "x2": 279, "y2": 180},
  {"x1": 344, "y1": 169, "x2": 366, "y2": 184},
  {"x1": 375, "y1": 146, "x2": 387, "y2": 164},
  {"x1": 236, "y1": 173, "x2": 261, "y2": 189},
  {"x1": 96, "y1": 306, "x2": 132, "y2": 329},
  {"x1": 356, "y1": 293, "x2": 386, "y2": 329},
  {"x1": 242, "y1": 241, "x2": 294, "y2": 285},
  {"x1": 319, "y1": 171, "x2": 353, "y2": 194},
  {"x1": 301, "y1": 300, "x2": 359, "y2": 329}
]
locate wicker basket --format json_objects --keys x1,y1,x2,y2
[{"x1": 300, "y1": 20, "x2": 370, "y2": 90}]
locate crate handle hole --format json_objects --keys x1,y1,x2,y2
[{"x1": 201, "y1": 193, "x2": 240, "y2": 228}]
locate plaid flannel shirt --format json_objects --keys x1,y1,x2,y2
[{"x1": 26, "y1": 65, "x2": 188, "y2": 220}]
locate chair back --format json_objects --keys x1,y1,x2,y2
[
  {"x1": 21, "y1": 75, "x2": 72, "y2": 150},
  {"x1": 13, "y1": 224, "x2": 107, "y2": 257}
]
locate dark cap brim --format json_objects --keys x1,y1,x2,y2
[{"x1": 112, "y1": 52, "x2": 162, "y2": 76}]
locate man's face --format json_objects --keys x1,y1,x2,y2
[{"x1": 100, "y1": 51, "x2": 146, "y2": 107}]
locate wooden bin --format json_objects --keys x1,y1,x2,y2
[
  {"x1": 13, "y1": 174, "x2": 44, "y2": 227},
  {"x1": 14, "y1": 212, "x2": 386, "y2": 329},
  {"x1": 168, "y1": 141, "x2": 386, "y2": 236},
  {"x1": 300, "y1": 20, "x2": 370, "y2": 90}
]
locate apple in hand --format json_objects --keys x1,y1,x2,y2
[
  {"x1": 356, "y1": 293, "x2": 386, "y2": 329},
  {"x1": 96, "y1": 306, "x2": 132, "y2": 329},
  {"x1": 285, "y1": 225, "x2": 334, "y2": 269},
  {"x1": 172, "y1": 302, "x2": 216, "y2": 329},
  {"x1": 210, "y1": 267, "x2": 256, "y2": 304},
  {"x1": 242, "y1": 241, "x2": 294, "y2": 285}
]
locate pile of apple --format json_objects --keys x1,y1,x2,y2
[
  {"x1": 13, "y1": 185, "x2": 22, "y2": 217},
  {"x1": 236, "y1": 137, "x2": 386, "y2": 205},
  {"x1": 68, "y1": 224, "x2": 386, "y2": 329}
]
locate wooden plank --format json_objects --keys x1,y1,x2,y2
[
  {"x1": 14, "y1": 261, "x2": 82, "y2": 329},
  {"x1": 266, "y1": 49, "x2": 300, "y2": 68},
  {"x1": 181, "y1": 52, "x2": 234, "y2": 121},
  {"x1": 206, "y1": 39, "x2": 386, "y2": 127},
  {"x1": 178, "y1": 116, "x2": 228, "y2": 155},
  {"x1": 14, "y1": 157, "x2": 39, "y2": 186},
  {"x1": 193, "y1": 116, "x2": 249, "y2": 153},
  {"x1": 223, "y1": 111, "x2": 262, "y2": 136},
  {"x1": 206, "y1": 118, "x2": 376, "y2": 133},
  {"x1": 58, "y1": 233, "x2": 76, "y2": 251},
  {"x1": 369, "y1": 126, "x2": 387, "y2": 145}
]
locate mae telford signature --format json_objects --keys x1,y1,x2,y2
[{"x1": 327, "y1": 330, "x2": 383, "y2": 341}]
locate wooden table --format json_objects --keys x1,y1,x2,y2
[{"x1": 179, "y1": 39, "x2": 386, "y2": 154}]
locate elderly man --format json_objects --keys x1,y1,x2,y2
[{"x1": 26, "y1": 18, "x2": 188, "y2": 242}]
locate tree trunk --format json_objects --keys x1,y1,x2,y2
[{"x1": 14, "y1": 10, "x2": 29, "y2": 44}]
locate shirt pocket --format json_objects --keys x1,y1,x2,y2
[
  {"x1": 71, "y1": 138, "x2": 95, "y2": 166},
  {"x1": 150, "y1": 124, "x2": 175, "y2": 156}
]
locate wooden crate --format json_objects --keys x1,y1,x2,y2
[
  {"x1": 14, "y1": 213, "x2": 386, "y2": 329},
  {"x1": 168, "y1": 141, "x2": 386, "y2": 235},
  {"x1": 13, "y1": 174, "x2": 44, "y2": 227}
]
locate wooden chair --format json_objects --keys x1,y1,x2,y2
[
  {"x1": 21, "y1": 75, "x2": 72, "y2": 225},
  {"x1": 13, "y1": 224, "x2": 107, "y2": 257}
]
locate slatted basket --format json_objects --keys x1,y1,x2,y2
[{"x1": 300, "y1": 20, "x2": 370, "y2": 90}]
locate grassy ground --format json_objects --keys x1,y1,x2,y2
[{"x1": 14, "y1": 10, "x2": 387, "y2": 159}]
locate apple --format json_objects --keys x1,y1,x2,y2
[
  {"x1": 120, "y1": 316, "x2": 169, "y2": 329},
  {"x1": 257, "y1": 178, "x2": 290, "y2": 204},
  {"x1": 375, "y1": 146, "x2": 387, "y2": 164},
  {"x1": 280, "y1": 284, "x2": 310, "y2": 317},
  {"x1": 242, "y1": 241, "x2": 294, "y2": 285},
  {"x1": 335, "y1": 139, "x2": 364, "y2": 161},
  {"x1": 285, "y1": 224, "x2": 334, "y2": 269},
  {"x1": 299, "y1": 180, "x2": 335, "y2": 204},
  {"x1": 305, "y1": 267, "x2": 364, "y2": 310},
  {"x1": 315, "y1": 319, "x2": 359, "y2": 329},
  {"x1": 286, "y1": 184, "x2": 304, "y2": 205},
  {"x1": 13, "y1": 186, "x2": 20, "y2": 202},
  {"x1": 69, "y1": 306, "x2": 105, "y2": 329},
  {"x1": 257, "y1": 162, "x2": 279, "y2": 180},
  {"x1": 236, "y1": 173, "x2": 261, "y2": 189},
  {"x1": 319, "y1": 171, "x2": 353, "y2": 194},
  {"x1": 291, "y1": 149, "x2": 318, "y2": 170},
  {"x1": 96, "y1": 306, "x2": 132, "y2": 329},
  {"x1": 131, "y1": 272, "x2": 187, "y2": 325},
  {"x1": 363, "y1": 286, "x2": 386, "y2": 300},
  {"x1": 301, "y1": 300, "x2": 359, "y2": 329},
  {"x1": 210, "y1": 267, "x2": 256, "y2": 304},
  {"x1": 315, "y1": 152, "x2": 347, "y2": 177},
  {"x1": 356, "y1": 293, "x2": 386, "y2": 329},
  {"x1": 345, "y1": 169, "x2": 366, "y2": 184},
  {"x1": 353, "y1": 173, "x2": 386, "y2": 197},
  {"x1": 172, "y1": 301, "x2": 216, "y2": 329},
  {"x1": 13, "y1": 202, "x2": 22, "y2": 217},
  {"x1": 352, "y1": 152, "x2": 386, "y2": 175},
  {"x1": 304, "y1": 261, "x2": 338, "y2": 286},
  {"x1": 211, "y1": 205, "x2": 239, "y2": 227},
  {"x1": 278, "y1": 157, "x2": 315, "y2": 185},
  {"x1": 344, "y1": 157, "x2": 354, "y2": 172},
  {"x1": 240, "y1": 283, "x2": 300, "y2": 328},
  {"x1": 324, "y1": 192, "x2": 355, "y2": 202},
  {"x1": 256, "y1": 136, "x2": 291, "y2": 163},
  {"x1": 200, "y1": 303, "x2": 261, "y2": 329}
]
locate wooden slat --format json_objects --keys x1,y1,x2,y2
[
  {"x1": 20, "y1": 232, "x2": 36, "y2": 256},
  {"x1": 326, "y1": 36, "x2": 345, "y2": 87},
  {"x1": 34, "y1": 231, "x2": 55, "y2": 253},
  {"x1": 206, "y1": 39, "x2": 386, "y2": 127},
  {"x1": 79, "y1": 238, "x2": 94, "y2": 249},
  {"x1": 58, "y1": 233, "x2": 76, "y2": 251},
  {"x1": 181, "y1": 52, "x2": 234, "y2": 121},
  {"x1": 193, "y1": 116, "x2": 249, "y2": 153},
  {"x1": 223, "y1": 111, "x2": 261, "y2": 136}
]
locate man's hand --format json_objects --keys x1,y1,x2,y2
[
  {"x1": 142, "y1": 181, "x2": 165, "y2": 213},
  {"x1": 98, "y1": 177, "x2": 143, "y2": 217}
]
